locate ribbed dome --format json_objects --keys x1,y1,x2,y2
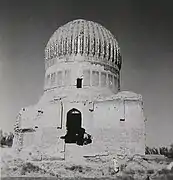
[{"x1": 45, "y1": 19, "x2": 122, "y2": 70}]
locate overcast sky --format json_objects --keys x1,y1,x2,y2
[{"x1": 0, "y1": 0, "x2": 173, "y2": 147}]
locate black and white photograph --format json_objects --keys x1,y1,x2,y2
[{"x1": 0, "y1": 1, "x2": 173, "y2": 179}]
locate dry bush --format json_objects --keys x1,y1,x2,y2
[
  {"x1": 20, "y1": 162, "x2": 44, "y2": 175},
  {"x1": 0, "y1": 129, "x2": 14, "y2": 147},
  {"x1": 146, "y1": 145, "x2": 173, "y2": 159},
  {"x1": 147, "y1": 169, "x2": 154, "y2": 174},
  {"x1": 65, "y1": 165, "x2": 83, "y2": 172}
]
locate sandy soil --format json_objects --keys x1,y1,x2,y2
[{"x1": 1, "y1": 147, "x2": 173, "y2": 180}]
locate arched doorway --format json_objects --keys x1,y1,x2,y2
[
  {"x1": 61, "y1": 108, "x2": 82, "y2": 144},
  {"x1": 66, "y1": 108, "x2": 82, "y2": 133},
  {"x1": 60, "y1": 108, "x2": 92, "y2": 146}
]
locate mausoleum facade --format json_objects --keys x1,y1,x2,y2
[{"x1": 13, "y1": 19, "x2": 146, "y2": 160}]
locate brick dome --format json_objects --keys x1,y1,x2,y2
[{"x1": 45, "y1": 19, "x2": 122, "y2": 70}]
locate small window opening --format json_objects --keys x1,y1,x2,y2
[
  {"x1": 77, "y1": 78, "x2": 82, "y2": 88},
  {"x1": 120, "y1": 118, "x2": 125, "y2": 122},
  {"x1": 38, "y1": 110, "x2": 43, "y2": 114}
]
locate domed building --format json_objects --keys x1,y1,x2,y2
[{"x1": 13, "y1": 19, "x2": 146, "y2": 160}]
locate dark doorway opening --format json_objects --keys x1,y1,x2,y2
[
  {"x1": 66, "y1": 108, "x2": 82, "y2": 137},
  {"x1": 76, "y1": 78, "x2": 82, "y2": 88},
  {"x1": 60, "y1": 108, "x2": 92, "y2": 146}
]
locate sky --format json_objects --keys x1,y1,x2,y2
[{"x1": 0, "y1": 0, "x2": 173, "y2": 147}]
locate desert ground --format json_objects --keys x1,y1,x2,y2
[{"x1": 1, "y1": 147, "x2": 173, "y2": 180}]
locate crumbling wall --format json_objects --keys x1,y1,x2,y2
[
  {"x1": 92, "y1": 100, "x2": 124, "y2": 154},
  {"x1": 13, "y1": 100, "x2": 65, "y2": 159},
  {"x1": 13, "y1": 111, "x2": 23, "y2": 152},
  {"x1": 124, "y1": 100, "x2": 145, "y2": 155},
  {"x1": 92, "y1": 97, "x2": 145, "y2": 156},
  {"x1": 36, "y1": 101, "x2": 62, "y2": 128},
  {"x1": 37, "y1": 127, "x2": 65, "y2": 160},
  {"x1": 60, "y1": 97, "x2": 145, "y2": 158}
]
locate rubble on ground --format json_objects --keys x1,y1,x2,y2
[{"x1": 1, "y1": 148, "x2": 173, "y2": 179}]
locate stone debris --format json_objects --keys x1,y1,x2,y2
[
  {"x1": 1, "y1": 148, "x2": 173, "y2": 179},
  {"x1": 113, "y1": 157, "x2": 119, "y2": 173}
]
